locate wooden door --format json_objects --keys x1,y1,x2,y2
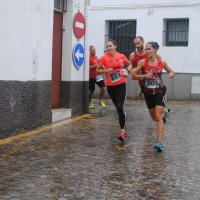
[{"x1": 51, "y1": 11, "x2": 63, "y2": 108}]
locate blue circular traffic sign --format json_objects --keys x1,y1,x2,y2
[{"x1": 72, "y1": 42, "x2": 84, "y2": 69}]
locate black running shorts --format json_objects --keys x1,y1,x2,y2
[
  {"x1": 144, "y1": 92, "x2": 166, "y2": 109},
  {"x1": 89, "y1": 78, "x2": 105, "y2": 92}
]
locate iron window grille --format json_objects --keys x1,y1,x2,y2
[
  {"x1": 54, "y1": 0, "x2": 67, "y2": 12},
  {"x1": 163, "y1": 18, "x2": 189, "y2": 46},
  {"x1": 105, "y1": 20, "x2": 137, "y2": 58}
]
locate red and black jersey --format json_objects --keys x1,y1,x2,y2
[
  {"x1": 132, "y1": 51, "x2": 147, "y2": 88},
  {"x1": 143, "y1": 58, "x2": 164, "y2": 94}
]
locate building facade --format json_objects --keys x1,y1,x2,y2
[
  {"x1": 0, "y1": 0, "x2": 89, "y2": 138},
  {"x1": 89, "y1": 0, "x2": 200, "y2": 100},
  {"x1": 1, "y1": 0, "x2": 200, "y2": 137}
]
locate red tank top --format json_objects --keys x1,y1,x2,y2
[
  {"x1": 143, "y1": 58, "x2": 164, "y2": 94},
  {"x1": 132, "y1": 51, "x2": 147, "y2": 66},
  {"x1": 133, "y1": 51, "x2": 147, "y2": 88}
]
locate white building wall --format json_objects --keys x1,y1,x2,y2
[
  {"x1": 62, "y1": 0, "x2": 88, "y2": 81},
  {"x1": 89, "y1": 0, "x2": 200, "y2": 73},
  {"x1": 0, "y1": 0, "x2": 54, "y2": 81}
]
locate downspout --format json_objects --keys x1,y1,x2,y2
[
  {"x1": 84, "y1": 0, "x2": 90, "y2": 82},
  {"x1": 83, "y1": 0, "x2": 90, "y2": 113}
]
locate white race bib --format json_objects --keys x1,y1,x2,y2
[
  {"x1": 145, "y1": 78, "x2": 161, "y2": 89},
  {"x1": 109, "y1": 71, "x2": 121, "y2": 83},
  {"x1": 95, "y1": 75, "x2": 103, "y2": 82}
]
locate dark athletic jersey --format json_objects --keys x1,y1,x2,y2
[{"x1": 143, "y1": 58, "x2": 164, "y2": 94}]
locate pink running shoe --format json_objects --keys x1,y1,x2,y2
[{"x1": 118, "y1": 131, "x2": 126, "y2": 142}]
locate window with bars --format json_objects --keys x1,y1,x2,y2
[
  {"x1": 163, "y1": 18, "x2": 189, "y2": 46},
  {"x1": 105, "y1": 20, "x2": 137, "y2": 58},
  {"x1": 54, "y1": 0, "x2": 67, "y2": 12}
]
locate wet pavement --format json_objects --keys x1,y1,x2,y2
[{"x1": 0, "y1": 99, "x2": 200, "y2": 200}]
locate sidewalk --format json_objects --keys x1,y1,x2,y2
[{"x1": 0, "y1": 100, "x2": 200, "y2": 200}]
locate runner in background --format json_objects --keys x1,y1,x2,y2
[
  {"x1": 89, "y1": 46, "x2": 106, "y2": 109},
  {"x1": 131, "y1": 41, "x2": 175, "y2": 151},
  {"x1": 129, "y1": 36, "x2": 147, "y2": 97},
  {"x1": 97, "y1": 39, "x2": 132, "y2": 143}
]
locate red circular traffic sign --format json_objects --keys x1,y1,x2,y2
[{"x1": 73, "y1": 11, "x2": 86, "y2": 39}]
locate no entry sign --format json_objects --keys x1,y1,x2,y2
[{"x1": 73, "y1": 11, "x2": 86, "y2": 39}]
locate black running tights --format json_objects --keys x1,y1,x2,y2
[{"x1": 107, "y1": 83, "x2": 126, "y2": 129}]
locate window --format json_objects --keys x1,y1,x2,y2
[
  {"x1": 105, "y1": 20, "x2": 136, "y2": 58},
  {"x1": 54, "y1": 0, "x2": 67, "y2": 12},
  {"x1": 163, "y1": 18, "x2": 189, "y2": 46}
]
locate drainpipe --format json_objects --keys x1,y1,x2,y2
[
  {"x1": 83, "y1": 0, "x2": 90, "y2": 113},
  {"x1": 84, "y1": 0, "x2": 90, "y2": 82}
]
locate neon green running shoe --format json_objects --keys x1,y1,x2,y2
[
  {"x1": 99, "y1": 100, "x2": 106, "y2": 108},
  {"x1": 89, "y1": 102, "x2": 95, "y2": 109}
]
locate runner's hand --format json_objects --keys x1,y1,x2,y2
[
  {"x1": 168, "y1": 71, "x2": 175, "y2": 78},
  {"x1": 107, "y1": 68, "x2": 114, "y2": 73},
  {"x1": 145, "y1": 72, "x2": 153, "y2": 79},
  {"x1": 121, "y1": 69, "x2": 128, "y2": 77}
]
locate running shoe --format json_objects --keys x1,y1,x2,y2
[
  {"x1": 138, "y1": 90, "x2": 144, "y2": 98},
  {"x1": 89, "y1": 102, "x2": 95, "y2": 109},
  {"x1": 118, "y1": 131, "x2": 126, "y2": 142},
  {"x1": 164, "y1": 108, "x2": 170, "y2": 117},
  {"x1": 99, "y1": 100, "x2": 106, "y2": 108},
  {"x1": 154, "y1": 141, "x2": 164, "y2": 152},
  {"x1": 163, "y1": 108, "x2": 170, "y2": 124}
]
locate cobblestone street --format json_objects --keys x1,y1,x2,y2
[{"x1": 0, "y1": 100, "x2": 200, "y2": 200}]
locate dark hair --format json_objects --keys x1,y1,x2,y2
[
  {"x1": 134, "y1": 36, "x2": 144, "y2": 42},
  {"x1": 106, "y1": 39, "x2": 117, "y2": 46},
  {"x1": 147, "y1": 41, "x2": 159, "y2": 50}
]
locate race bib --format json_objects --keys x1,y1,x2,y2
[
  {"x1": 95, "y1": 75, "x2": 103, "y2": 82},
  {"x1": 145, "y1": 78, "x2": 161, "y2": 89},
  {"x1": 109, "y1": 71, "x2": 121, "y2": 82}
]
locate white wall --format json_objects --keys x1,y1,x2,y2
[
  {"x1": 62, "y1": 0, "x2": 89, "y2": 81},
  {"x1": 89, "y1": 0, "x2": 200, "y2": 73},
  {"x1": 0, "y1": 0, "x2": 54, "y2": 81},
  {"x1": 91, "y1": 0, "x2": 200, "y2": 7}
]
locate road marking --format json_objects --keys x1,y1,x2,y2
[
  {"x1": 0, "y1": 140, "x2": 28, "y2": 161},
  {"x1": 0, "y1": 114, "x2": 91, "y2": 146}
]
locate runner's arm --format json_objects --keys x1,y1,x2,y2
[
  {"x1": 129, "y1": 52, "x2": 136, "y2": 68},
  {"x1": 162, "y1": 60, "x2": 175, "y2": 78},
  {"x1": 90, "y1": 63, "x2": 98, "y2": 69},
  {"x1": 96, "y1": 64, "x2": 113, "y2": 74},
  {"x1": 124, "y1": 60, "x2": 133, "y2": 72},
  {"x1": 130, "y1": 59, "x2": 153, "y2": 80}
]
